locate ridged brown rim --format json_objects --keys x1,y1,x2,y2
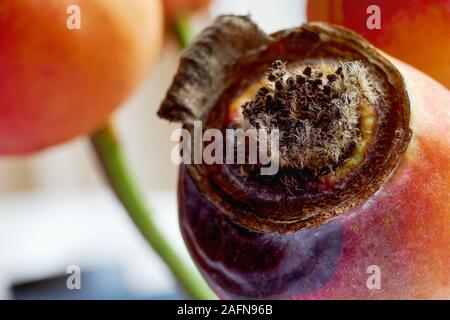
[{"x1": 159, "y1": 15, "x2": 411, "y2": 233}]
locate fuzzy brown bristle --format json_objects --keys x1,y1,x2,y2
[{"x1": 241, "y1": 60, "x2": 379, "y2": 173}]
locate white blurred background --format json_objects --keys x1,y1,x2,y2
[{"x1": 0, "y1": 0, "x2": 306, "y2": 299}]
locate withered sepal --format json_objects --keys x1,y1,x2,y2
[{"x1": 158, "y1": 15, "x2": 272, "y2": 124}]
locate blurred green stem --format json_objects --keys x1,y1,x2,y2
[
  {"x1": 90, "y1": 125, "x2": 215, "y2": 300},
  {"x1": 173, "y1": 15, "x2": 195, "y2": 48}
]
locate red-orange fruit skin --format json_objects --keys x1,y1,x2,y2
[
  {"x1": 307, "y1": 0, "x2": 450, "y2": 88},
  {"x1": 300, "y1": 61, "x2": 450, "y2": 299},
  {"x1": 0, "y1": 0, "x2": 163, "y2": 154}
]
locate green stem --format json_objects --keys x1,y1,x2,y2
[
  {"x1": 90, "y1": 125, "x2": 215, "y2": 300},
  {"x1": 173, "y1": 15, "x2": 195, "y2": 48}
]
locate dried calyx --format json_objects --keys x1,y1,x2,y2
[
  {"x1": 158, "y1": 16, "x2": 411, "y2": 231},
  {"x1": 241, "y1": 59, "x2": 379, "y2": 174}
]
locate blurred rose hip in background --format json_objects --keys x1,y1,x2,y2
[
  {"x1": 307, "y1": 0, "x2": 450, "y2": 88},
  {"x1": 0, "y1": 0, "x2": 163, "y2": 154},
  {"x1": 163, "y1": 0, "x2": 210, "y2": 24}
]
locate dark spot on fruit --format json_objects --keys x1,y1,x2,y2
[{"x1": 179, "y1": 168, "x2": 344, "y2": 299}]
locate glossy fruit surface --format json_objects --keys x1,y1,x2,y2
[
  {"x1": 0, "y1": 0, "x2": 163, "y2": 154},
  {"x1": 307, "y1": 0, "x2": 450, "y2": 88},
  {"x1": 179, "y1": 60, "x2": 450, "y2": 299},
  {"x1": 159, "y1": 16, "x2": 450, "y2": 299}
]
